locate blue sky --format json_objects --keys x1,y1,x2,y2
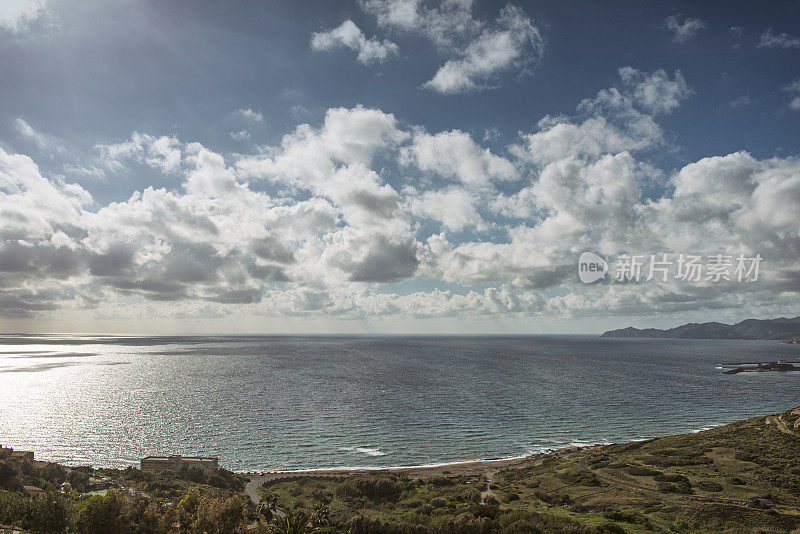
[{"x1": 0, "y1": 0, "x2": 799, "y2": 333}]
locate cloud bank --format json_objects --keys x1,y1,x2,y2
[{"x1": 1, "y1": 68, "x2": 799, "y2": 326}]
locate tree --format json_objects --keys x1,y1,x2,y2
[
  {"x1": 193, "y1": 494, "x2": 247, "y2": 534},
  {"x1": 127, "y1": 498, "x2": 166, "y2": 534},
  {"x1": 270, "y1": 510, "x2": 316, "y2": 534},
  {"x1": 75, "y1": 490, "x2": 127, "y2": 534},
  {"x1": 0, "y1": 460, "x2": 18, "y2": 490},
  {"x1": 0, "y1": 490, "x2": 29, "y2": 528},
  {"x1": 177, "y1": 466, "x2": 206, "y2": 484},
  {"x1": 67, "y1": 470, "x2": 90, "y2": 493},
  {"x1": 29, "y1": 491, "x2": 72, "y2": 534},
  {"x1": 39, "y1": 464, "x2": 67, "y2": 486},
  {"x1": 176, "y1": 487, "x2": 199, "y2": 533}
]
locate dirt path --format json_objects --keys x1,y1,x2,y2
[
  {"x1": 766, "y1": 415, "x2": 799, "y2": 437},
  {"x1": 480, "y1": 469, "x2": 498, "y2": 502},
  {"x1": 575, "y1": 457, "x2": 783, "y2": 509}
]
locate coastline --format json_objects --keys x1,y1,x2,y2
[
  {"x1": 3, "y1": 425, "x2": 721, "y2": 474},
  {"x1": 239, "y1": 446, "x2": 598, "y2": 504},
  {"x1": 243, "y1": 454, "x2": 535, "y2": 479},
  {"x1": 240, "y1": 452, "x2": 554, "y2": 505}
]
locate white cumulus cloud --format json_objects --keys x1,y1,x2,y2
[
  {"x1": 0, "y1": 0, "x2": 49, "y2": 32},
  {"x1": 758, "y1": 27, "x2": 800, "y2": 48},
  {"x1": 311, "y1": 19, "x2": 399, "y2": 64},
  {"x1": 664, "y1": 15, "x2": 706, "y2": 43},
  {"x1": 424, "y1": 5, "x2": 543, "y2": 94},
  {"x1": 361, "y1": 1, "x2": 543, "y2": 94}
]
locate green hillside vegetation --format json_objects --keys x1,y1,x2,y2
[
  {"x1": 1, "y1": 406, "x2": 799, "y2": 532},
  {"x1": 0, "y1": 455, "x2": 250, "y2": 533}
]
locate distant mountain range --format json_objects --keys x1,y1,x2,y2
[{"x1": 601, "y1": 316, "x2": 800, "y2": 340}]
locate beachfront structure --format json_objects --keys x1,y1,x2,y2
[
  {"x1": 0, "y1": 445, "x2": 34, "y2": 461},
  {"x1": 140, "y1": 454, "x2": 218, "y2": 474}
]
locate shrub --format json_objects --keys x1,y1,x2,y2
[
  {"x1": 695, "y1": 481, "x2": 723, "y2": 492},
  {"x1": 557, "y1": 468, "x2": 600, "y2": 486},
  {"x1": 657, "y1": 481, "x2": 692, "y2": 494},
  {"x1": 471, "y1": 500, "x2": 499, "y2": 519},
  {"x1": 595, "y1": 522, "x2": 627, "y2": 533},
  {"x1": 406, "y1": 498, "x2": 424, "y2": 508},
  {"x1": 342, "y1": 476, "x2": 401, "y2": 502},
  {"x1": 603, "y1": 508, "x2": 647, "y2": 524},
  {"x1": 534, "y1": 491, "x2": 571, "y2": 505},
  {"x1": 430, "y1": 497, "x2": 447, "y2": 508},
  {"x1": 626, "y1": 466, "x2": 661, "y2": 477},
  {"x1": 654, "y1": 473, "x2": 688, "y2": 483},
  {"x1": 645, "y1": 448, "x2": 713, "y2": 467},
  {"x1": 310, "y1": 489, "x2": 331, "y2": 504},
  {"x1": 428, "y1": 477, "x2": 456, "y2": 487},
  {"x1": 497, "y1": 509, "x2": 599, "y2": 533},
  {"x1": 589, "y1": 459, "x2": 610, "y2": 469}
]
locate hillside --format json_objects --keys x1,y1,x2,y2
[
  {"x1": 259, "y1": 407, "x2": 800, "y2": 533},
  {"x1": 601, "y1": 316, "x2": 800, "y2": 340}
]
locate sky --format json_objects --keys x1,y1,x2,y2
[{"x1": 0, "y1": 0, "x2": 799, "y2": 334}]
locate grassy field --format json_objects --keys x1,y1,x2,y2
[{"x1": 258, "y1": 406, "x2": 800, "y2": 533}]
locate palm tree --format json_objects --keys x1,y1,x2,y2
[
  {"x1": 257, "y1": 501, "x2": 273, "y2": 523},
  {"x1": 270, "y1": 510, "x2": 317, "y2": 533},
  {"x1": 258, "y1": 493, "x2": 280, "y2": 523},
  {"x1": 309, "y1": 504, "x2": 329, "y2": 528}
]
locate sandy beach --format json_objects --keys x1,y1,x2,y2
[
  {"x1": 241, "y1": 450, "x2": 585, "y2": 504},
  {"x1": 250, "y1": 455, "x2": 530, "y2": 480}
]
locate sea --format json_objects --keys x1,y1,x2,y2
[{"x1": 0, "y1": 335, "x2": 798, "y2": 472}]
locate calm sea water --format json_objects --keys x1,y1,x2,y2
[{"x1": 0, "y1": 335, "x2": 798, "y2": 471}]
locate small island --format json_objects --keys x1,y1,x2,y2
[{"x1": 721, "y1": 360, "x2": 800, "y2": 374}]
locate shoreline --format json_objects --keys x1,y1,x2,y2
[
  {"x1": 3, "y1": 421, "x2": 736, "y2": 475},
  {"x1": 240, "y1": 448, "x2": 589, "y2": 484},
  {"x1": 0, "y1": 434, "x2": 695, "y2": 475}
]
